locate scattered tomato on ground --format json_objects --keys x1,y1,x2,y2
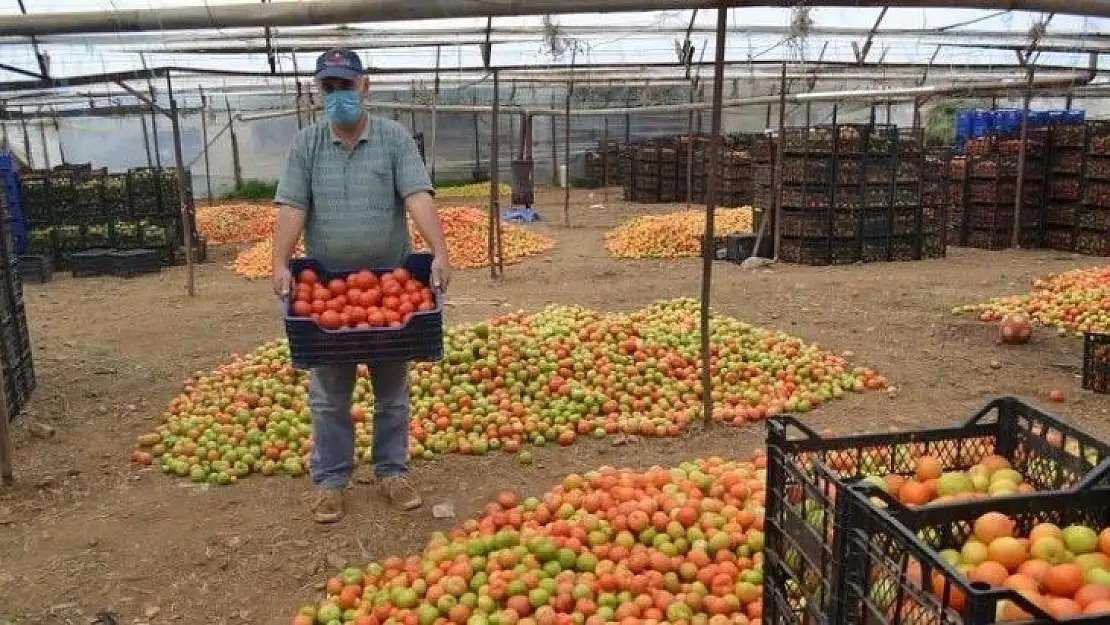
[
  {"x1": 231, "y1": 206, "x2": 554, "y2": 279},
  {"x1": 293, "y1": 455, "x2": 769, "y2": 625},
  {"x1": 604, "y1": 208, "x2": 755, "y2": 260},
  {"x1": 434, "y1": 181, "x2": 512, "y2": 200},
  {"x1": 133, "y1": 298, "x2": 884, "y2": 483},
  {"x1": 954, "y1": 266, "x2": 1110, "y2": 336}
]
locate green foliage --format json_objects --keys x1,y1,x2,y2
[
  {"x1": 222, "y1": 179, "x2": 278, "y2": 201},
  {"x1": 924, "y1": 99, "x2": 991, "y2": 147}
]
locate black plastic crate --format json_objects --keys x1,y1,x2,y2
[
  {"x1": 69, "y1": 248, "x2": 115, "y2": 278},
  {"x1": 1083, "y1": 332, "x2": 1110, "y2": 394},
  {"x1": 763, "y1": 397, "x2": 1110, "y2": 625},
  {"x1": 703, "y1": 236, "x2": 730, "y2": 261},
  {"x1": 16, "y1": 254, "x2": 54, "y2": 284},
  {"x1": 839, "y1": 486, "x2": 1110, "y2": 625},
  {"x1": 109, "y1": 248, "x2": 161, "y2": 278},
  {"x1": 725, "y1": 234, "x2": 773, "y2": 261},
  {"x1": 779, "y1": 237, "x2": 831, "y2": 266},
  {"x1": 780, "y1": 210, "x2": 859, "y2": 239},
  {"x1": 283, "y1": 253, "x2": 444, "y2": 369},
  {"x1": 3, "y1": 348, "x2": 34, "y2": 423}
]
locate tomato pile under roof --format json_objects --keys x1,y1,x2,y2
[
  {"x1": 293, "y1": 455, "x2": 769, "y2": 625},
  {"x1": 132, "y1": 298, "x2": 884, "y2": 483}
]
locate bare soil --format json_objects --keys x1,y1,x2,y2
[{"x1": 1, "y1": 187, "x2": 1108, "y2": 625}]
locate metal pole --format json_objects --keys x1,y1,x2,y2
[
  {"x1": 1012, "y1": 67, "x2": 1035, "y2": 249},
  {"x1": 472, "y1": 93, "x2": 481, "y2": 180},
  {"x1": 51, "y1": 108, "x2": 65, "y2": 164},
  {"x1": 686, "y1": 76, "x2": 699, "y2": 208},
  {"x1": 409, "y1": 80, "x2": 418, "y2": 133},
  {"x1": 0, "y1": 372, "x2": 11, "y2": 485},
  {"x1": 149, "y1": 87, "x2": 163, "y2": 168},
  {"x1": 773, "y1": 64, "x2": 788, "y2": 260},
  {"x1": 699, "y1": 3, "x2": 728, "y2": 426},
  {"x1": 602, "y1": 116, "x2": 609, "y2": 202},
  {"x1": 488, "y1": 69, "x2": 501, "y2": 279},
  {"x1": 225, "y1": 96, "x2": 243, "y2": 189},
  {"x1": 550, "y1": 115, "x2": 558, "y2": 183},
  {"x1": 624, "y1": 113, "x2": 631, "y2": 144},
  {"x1": 199, "y1": 89, "x2": 213, "y2": 204},
  {"x1": 430, "y1": 45, "x2": 441, "y2": 185},
  {"x1": 167, "y1": 74, "x2": 196, "y2": 296}
]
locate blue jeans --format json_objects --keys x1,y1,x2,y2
[{"x1": 308, "y1": 361, "x2": 410, "y2": 489}]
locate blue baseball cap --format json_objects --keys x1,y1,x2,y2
[{"x1": 315, "y1": 48, "x2": 363, "y2": 81}]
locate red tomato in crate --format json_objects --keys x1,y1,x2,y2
[
  {"x1": 292, "y1": 300, "x2": 312, "y2": 317},
  {"x1": 298, "y1": 268, "x2": 319, "y2": 285},
  {"x1": 319, "y1": 310, "x2": 342, "y2": 330},
  {"x1": 353, "y1": 270, "x2": 377, "y2": 289},
  {"x1": 327, "y1": 278, "x2": 347, "y2": 296}
]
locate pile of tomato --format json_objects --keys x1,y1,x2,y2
[
  {"x1": 290, "y1": 267, "x2": 436, "y2": 331},
  {"x1": 293, "y1": 456, "x2": 768, "y2": 625}
]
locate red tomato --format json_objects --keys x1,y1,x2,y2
[
  {"x1": 292, "y1": 300, "x2": 312, "y2": 317},
  {"x1": 367, "y1": 308, "x2": 386, "y2": 327},
  {"x1": 298, "y1": 268, "x2": 319, "y2": 285},
  {"x1": 312, "y1": 299, "x2": 328, "y2": 314},
  {"x1": 361, "y1": 289, "x2": 381, "y2": 307},
  {"x1": 353, "y1": 270, "x2": 377, "y2": 289},
  {"x1": 392, "y1": 268, "x2": 411, "y2": 282},
  {"x1": 349, "y1": 306, "x2": 368, "y2": 324},
  {"x1": 326, "y1": 298, "x2": 344, "y2": 313},
  {"x1": 383, "y1": 295, "x2": 401, "y2": 310},
  {"x1": 319, "y1": 310, "x2": 342, "y2": 330},
  {"x1": 327, "y1": 278, "x2": 347, "y2": 296},
  {"x1": 381, "y1": 278, "x2": 402, "y2": 296}
]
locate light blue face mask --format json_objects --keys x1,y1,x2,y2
[{"x1": 323, "y1": 90, "x2": 363, "y2": 127}]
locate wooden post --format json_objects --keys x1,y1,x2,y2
[
  {"x1": 19, "y1": 115, "x2": 33, "y2": 169},
  {"x1": 686, "y1": 76, "x2": 700, "y2": 209},
  {"x1": 472, "y1": 94, "x2": 481, "y2": 180},
  {"x1": 488, "y1": 70, "x2": 501, "y2": 280},
  {"x1": 1012, "y1": 67, "x2": 1035, "y2": 250},
  {"x1": 0, "y1": 370, "x2": 12, "y2": 485},
  {"x1": 225, "y1": 96, "x2": 243, "y2": 190},
  {"x1": 51, "y1": 108, "x2": 65, "y2": 164},
  {"x1": 149, "y1": 87, "x2": 163, "y2": 168},
  {"x1": 167, "y1": 74, "x2": 196, "y2": 296},
  {"x1": 602, "y1": 116, "x2": 609, "y2": 203},
  {"x1": 430, "y1": 45, "x2": 441, "y2": 185},
  {"x1": 551, "y1": 115, "x2": 558, "y2": 183},
  {"x1": 699, "y1": 3, "x2": 728, "y2": 425},
  {"x1": 772, "y1": 64, "x2": 788, "y2": 261},
  {"x1": 139, "y1": 111, "x2": 154, "y2": 168},
  {"x1": 199, "y1": 89, "x2": 214, "y2": 205},
  {"x1": 409, "y1": 81, "x2": 418, "y2": 133},
  {"x1": 37, "y1": 119, "x2": 50, "y2": 169},
  {"x1": 563, "y1": 48, "x2": 576, "y2": 228}
]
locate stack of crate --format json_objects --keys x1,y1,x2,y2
[
  {"x1": 956, "y1": 130, "x2": 1047, "y2": 250},
  {"x1": 583, "y1": 139, "x2": 621, "y2": 189},
  {"x1": 1078, "y1": 122, "x2": 1110, "y2": 256},
  {"x1": 0, "y1": 184, "x2": 35, "y2": 422}
]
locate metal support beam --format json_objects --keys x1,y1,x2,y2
[
  {"x1": 481, "y1": 17, "x2": 494, "y2": 68},
  {"x1": 918, "y1": 45, "x2": 942, "y2": 86},
  {"x1": 15, "y1": 0, "x2": 48, "y2": 77},
  {"x1": 4, "y1": 0, "x2": 1110, "y2": 36},
  {"x1": 166, "y1": 74, "x2": 196, "y2": 296},
  {"x1": 114, "y1": 81, "x2": 171, "y2": 117},
  {"x1": 853, "y1": 6, "x2": 889, "y2": 65}
]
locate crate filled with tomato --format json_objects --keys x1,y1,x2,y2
[
  {"x1": 763, "y1": 397, "x2": 1109, "y2": 625},
  {"x1": 283, "y1": 252, "x2": 443, "y2": 368}
]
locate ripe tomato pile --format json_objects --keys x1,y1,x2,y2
[
  {"x1": 604, "y1": 208, "x2": 754, "y2": 260},
  {"x1": 196, "y1": 202, "x2": 279, "y2": 245},
  {"x1": 132, "y1": 299, "x2": 884, "y2": 484},
  {"x1": 293, "y1": 456, "x2": 768, "y2": 625},
  {"x1": 954, "y1": 266, "x2": 1110, "y2": 336},
  {"x1": 231, "y1": 207, "x2": 555, "y2": 279},
  {"x1": 290, "y1": 267, "x2": 436, "y2": 330},
  {"x1": 879, "y1": 513, "x2": 1110, "y2": 620}
]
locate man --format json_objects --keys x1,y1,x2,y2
[{"x1": 272, "y1": 48, "x2": 451, "y2": 523}]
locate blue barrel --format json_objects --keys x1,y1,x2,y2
[
  {"x1": 995, "y1": 109, "x2": 1021, "y2": 134},
  {"x1": 1065, "y1": 109, "x2": 1086, "y2": 124},
  {"x1": 955, "y1": 109, "x2": 974, "y2": 142},
  {"x1": 970, "y1": 110, "x2": 995, "y2": 138},
  {"x1": 1029, "y1": 110, "x2": 1050, "y2": 127},
  {"x1": 1047, "y1": 110, "x2": 1067, "y2": 126}
]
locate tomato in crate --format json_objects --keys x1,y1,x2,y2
[{"x1": 282, "y1": 252, "x2": 444, "y2": 368}]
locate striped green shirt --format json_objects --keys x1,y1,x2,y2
[{"x1": 274, "y1": 117, "x2": 432, "y2": 270}]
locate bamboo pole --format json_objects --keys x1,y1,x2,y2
[
  {"x1": 19, "y1": 115, "x2": 33, "y2": 168},
  {"x1": 772, "y1": 64, "x2": 787, "y2": 260},
  {"x1": 1012, "y1": 67, "x2": 1035, "y2": 249},
  {"x1": 699, "y1": 3, "x2": 728, "y2": 425},
  {"x1": 37, "y1": 119, "x2": 50, "y2": 169},
  {"x1": 430, "y1": 45, "x2": 441, "y2": 185},
  {"x1": 563, "y1": 48, "x2": 577, "y2": 228},
  {"x1": 167, "y1": 74, "x2": 196, "y2": 296}
]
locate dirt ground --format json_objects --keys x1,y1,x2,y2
[{"x1": 1, "y1": 187, "x2": 1108, "y2": 625}]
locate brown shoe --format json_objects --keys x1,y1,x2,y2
[
  {"x1": 379, "y1": 476, "x2": 422, "y2": 510},
  {"x1": 312, "y1": 488, "x2": 344, "y2": 523}
]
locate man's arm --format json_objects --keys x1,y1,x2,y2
[
  {"x1": 392, "y1": 127, "x2": 452, "y2": 289},
  {"x1": 272, "y1": 136, "x2": 310, "y2": 296}
]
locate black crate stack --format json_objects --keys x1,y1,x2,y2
[
  {"x1": 756, "y1": 123, "x2": 938, "y2": 265},
  {"x1": 1078, "y1": 121, "x2": 1110, "y2": 256},
  {"x1": 957, "y1": 131, "x2": 1047, "y2": 250},
  {"x1": 582, "y1": 139, "x2": 621, "y2": 189},
  {"x1": 0, "y1": 182, "x2": 35, "y2": 422},
  {"x1": 620, "y1": 134, "x2": 755, "y2": 207},
  {"x1": 20, "y1": 167, "x2": 199, "y2": 269},
  {"x1": 919, "y1": 143, "x2": 950, "y2": 259}
]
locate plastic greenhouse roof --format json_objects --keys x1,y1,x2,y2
[{"x1": 1, "y1": 4, "x2": 1108, "y2": 91}]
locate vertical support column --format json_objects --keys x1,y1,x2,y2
[{"x1": 167, "y1": 74, "x2": 196, "y2": 297}]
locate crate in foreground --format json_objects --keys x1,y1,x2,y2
[
  {"x1": 1084, "y1": 332, "x2": 1110, "y2": 394},
  {"x1": 283, "y1": 253, "x2": 444, "y2": 369},
  {"x1": 839, "y1": 485, "x2": 1110, "y2": 625},
  {"x1": 763, "y1": 397, "x2": 1110, "y2": 625}
]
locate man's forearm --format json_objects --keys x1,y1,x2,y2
[
  {"x1": 272, "y1": 204, "x2": 306, "y2": 269},
  {"x1": 406, "y1": 193, "x2": 449, "y2": 259}
]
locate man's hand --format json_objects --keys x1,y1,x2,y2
[
  {"x1": 431, "y1": 254, "x2": 452, "y2": 291},
  {"x1": 272, "y1": 264, "x2": 293, "y2": 298}
]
